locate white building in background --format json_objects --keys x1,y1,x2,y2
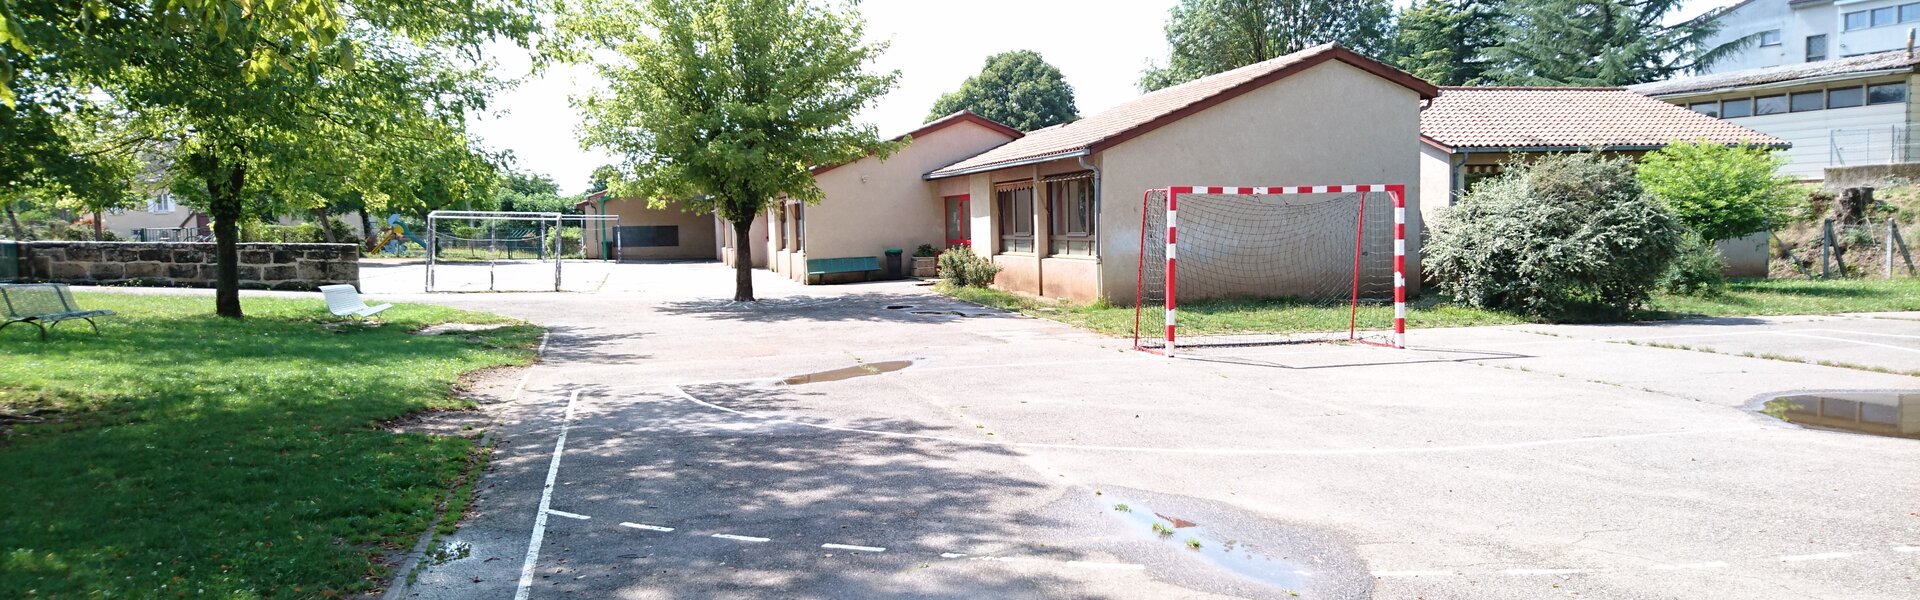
[
  {"x1": 1631, "y1": 50, "x2": 1918, "y2": 179},
  {"x1": 1697, "y1": 0, "x2": 1920, "y2": 74}
]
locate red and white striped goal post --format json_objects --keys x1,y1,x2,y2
[{"x1": 1142, "y1": 184, "x2": 1408, "y2": 357}]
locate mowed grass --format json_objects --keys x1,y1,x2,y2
[
  {"x1": 0, "y1": 292, "x2": 541, "y2": 598},
  {"x1": 941, "y1": 278, "x2": 1920, "y2": 337}
]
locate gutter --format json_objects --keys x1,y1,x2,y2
[
  {"x1": 925, "y1": 149, "x2": 1092, "y2": 180},
  {"x1": 1641, "y1": 67, "x2": 1916, "y2": 99}
]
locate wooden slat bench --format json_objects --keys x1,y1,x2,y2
[
  {"x1": 806, "y1": 256, "x2": 881, "y2": 280},
  {"x1": 0, "y1": 283, "x2": 115, "y2": 340}
]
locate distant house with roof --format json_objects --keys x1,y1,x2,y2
[
  {"x1": 1419, "y1": 87, "x2": 1787, "y2": 276},
  {"x1": 1418, "y1": 87, "x2": 1789, "y2": 213},
  {"x1": 1629, "y1": 50, "x2": 1918, "y2": 179}
]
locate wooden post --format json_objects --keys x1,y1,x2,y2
[
  {"x1": 1822, "y1": 219, "x2": 1834, "y2": 278},
  {"x1": 1888, "y1": 219, "x2": 1897, "y2": 279}
]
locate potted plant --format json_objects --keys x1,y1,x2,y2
[{"x1": 912, "y1": 244, "x2": 939, "y2": 277}]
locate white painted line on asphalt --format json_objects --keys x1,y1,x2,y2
[
  {"x1": 665, "y1": 385, "x2": 1761, "y2": 456},
  {"x1": 1501, "y1": 568, "x2": 1586, "y2": 575},
  {"x1": 821, "y1": 543, "x2": 886, "y2": 553},
  {"x1": 711, "y1": 533, "x2": 771, "y2": 543},
  {"x1": 513, "y1": 390, "x2": 581, "y2": 600},
  {"x1": 1894, "y1": 545, "x2": 1920, "y2": 553},
  {"x1": 1771, "y1": 332, "x2": 1920, "y2": 354},
  {"x1": 1650, "y1": 561, "x2": 1728, "y2": 570},
  {"x1": 506, "y1": 331, "x2": 551, "y2": 403},
  {"x1": 940, "y1": 552, "x2": 969, "y2": 558},
  {"x1": 1371, "y1": 570, "x2": 1452, "y2": 577},
  {"x1": 620, "y1": 522, "x2": 674, "y2": 532},
  {"x1": 1803, "y1": 328, "x2": 1920, "y2": 340},
  {"x1": 1066, "y1": 560, "x2": 1146, "y2": 570},
  {"x1": 1780, "y1": 552, "x2": 1852, "y2": 562},
  {"x1": 545, "y1": 509, "x2": 589, "y2": 520}
]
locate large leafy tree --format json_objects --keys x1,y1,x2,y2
[
  {"x1": 1637, "y1": 142, "x2": 1795, "y2": 242},
  {"x1": 5, "y1": 1, "x2": 535, "y2": 318},
  {"x1": 1389, "y1": 0, "x2": 1504, "y2": 86},
  {"x1": 1482, "y1": 0, "x2": 1739, "y2": 86},
  {"x1": 567, "y1": 0, "x2": 901, "y2": 301},
  {"x1": 928, "y1": 50, "x2": 1078, "y2": 131},
  {"x1": 1140, "y1": 0, "x2": 1395, "y2": 91}
]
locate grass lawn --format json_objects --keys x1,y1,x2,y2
[
  {"x1": 0, "y1": 292, "x2": 541, "y2": 598},
  {"x1": 940, "y1": 278, "x2": 1920, "y2": 337}
]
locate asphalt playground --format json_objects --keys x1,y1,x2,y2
[{"x1": 366, "y1": 261, "x2": 1920, "y2": 600}]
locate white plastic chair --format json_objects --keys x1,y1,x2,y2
[{"x1": 319, "y1": 284, "x2": 393, "y2": 318}]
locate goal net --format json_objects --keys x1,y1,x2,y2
[
  {"x1": 1134, "y1": 185, "x2": 1407, "y2": 357},
  {"x1": 425, "y1": 211, "x2": 620, "y2": 292}
]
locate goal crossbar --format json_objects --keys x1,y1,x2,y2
[{"x1": 1135, "y1": 184, "x2": 1407, "y2": 357}]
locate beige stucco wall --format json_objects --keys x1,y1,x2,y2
[
  {"x1": 1096, "y1": 60, "x2": 1425, "y2": 305},
  {"x1": 717, "y1": 212, "x2": 768, "y2": 268},
  {"x1": 1418, "y1": 144, "x2": 1455, "y2": 223},
  {"x1": 780, "y1": 120, "x2": 1017, "y2": 283},
  {"x1": 581, "y1": 198, "x2": 717, "y2": 260},
  {"x1": 1717, "y1": 230, "x2": 1770, "y2": 278}
]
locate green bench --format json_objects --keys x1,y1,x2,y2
[
  {"x1": 1, "y1": 283, "x2": 115, "y2": 340},
  {"x1": 806, "y1": 256, "x2": 881, "y2": 278}
]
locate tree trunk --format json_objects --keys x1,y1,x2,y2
[
  {"x1": 359, "y1": 211, "x2": 375, "y2": 245},
  {"x1": 5, "y1": 200, "x2": 25, "y2": 240},
  {"x1": 732, "y1": 217, "x2": 755, "y2": 301},
  {"x1": 200, "y1": 154, "x2": 247, "y2": 319},
  {"x1": 92, "y1": 210, "x2": 104, "y2": 240},
  {"x1": 316, "y1": 204, "x2": 338, "y2": 244}
]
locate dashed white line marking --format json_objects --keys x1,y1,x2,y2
[
  {"x1": 821, "y1": 543, "x2": 885, "y2": 553},
  {"x1": 1771, "y1": 333, "x2": 1920, "y2": 354},
  {"x1": 711, "y1": 533, "x2": 771, "y2": 543},
  {"x1": 940, "y1": 552, "x2": 969, "y2": 558},
  {"x1": 1502, "y1": 568, "x2": 1587, "y2": 575},
  {"x1": 1371, "y1": 570, "x2": 1452, "y2": 577},
  {"x1": 1894, "y1": 545, "x2": 1920, "y2": 553},
  {"x1": 1065, "y1": 560, "x2": 1147, "y2": 570},
  {"x1": 1651, "y1": 561, "x2": 1728, "y2": 570},
  {"x1": 546, "y1": 509, "x2": 589, "y2": 520},
  {"x1": 620, "y1": 522, "x2": 674, "y2": 532},
  {"x1": 513, "y1": 390, "x2": 581, "y2": 600},
  {"x1": 664, "y1": 385, "x2": 1758, "y2": 456},
  {"x1": 1780, "y1": 552, "x2": 1851, "y2": 562}
]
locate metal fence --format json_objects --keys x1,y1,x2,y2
[{"x1": 1831, "y1": 125, "x2": 1920, "y2": 166}]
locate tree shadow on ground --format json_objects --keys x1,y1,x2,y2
[
  {"x1": 487, "y1": 380, "x2": 1145, "y2": 598},
  {"x1": 651, "y1": 291, "x2": 1017, "y2": 325}
]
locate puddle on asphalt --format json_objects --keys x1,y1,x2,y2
[
  {"x1": 1106, "y1": 499, "x2": 1310, "y2": 592},
  {"x1": 781, "y1": 360, "x2": 912, "y2": 385},
  {"x1": 1762, "y1": 392, "x2": 1920, "y2": 439},
  {"x1": 424, "y1": 540, "x2": 472, "y2": 566}
]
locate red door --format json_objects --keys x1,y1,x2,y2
[{"x1": 944, "y1": 195, "x2": 971, "y2": 248}]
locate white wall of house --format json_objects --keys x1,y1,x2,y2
[
  {"x1": 1698, "y1": 0, "x2": 1906, "y2": 75},
  {"x1": 1660, "y1": 73, "x2": 1913, "y2": 178}
]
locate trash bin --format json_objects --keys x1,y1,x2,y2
[{"x1": 883, "y1": 248, "x2": 904, "y2": 280}]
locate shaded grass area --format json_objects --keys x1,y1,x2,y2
[
  {"x1": 941, "y1": 278, "x2": 1920, "y2": 337},
  {"x1": 0, "y1": 293, "x2": 541, "y2": 598}
]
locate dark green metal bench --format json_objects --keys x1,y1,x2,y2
[
  {"x1": 806, "y1": 256, "x2": 881, "y2": 277},
  {"x1": 0, "y1": 283, "x2": 115, "y2": 340}
]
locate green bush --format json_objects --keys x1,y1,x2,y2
[
  {"x1": 1427, "y1": 153, "x2": 1683, "y2": 320},
  {"x1": 1637, "y1": 142, "x2": 1796, "y2": 241},
  {"x1": 914, "y1": 244, "x2": 938, "y2": 258},
  {"x1": 1661, "y1": 232, "x2": 1728, "y2": 297},
  {"x1": 937, "y1": 245, "x2": 1001, "y2": 287}
]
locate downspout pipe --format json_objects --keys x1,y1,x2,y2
[{"x1": 1079, "y1": 154, "x2": 1102, "y2": 300}]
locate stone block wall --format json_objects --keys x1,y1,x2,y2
[{"x1": 18, "y1": 241, "x2": 359, "y2": 290}]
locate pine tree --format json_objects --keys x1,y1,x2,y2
[
  {"x1": 1389, "y1": 0, "x2": 1505, "y2": 86},
  {"x1": 1483, "y1": 0, "x2": 1738, "y2": 86}
]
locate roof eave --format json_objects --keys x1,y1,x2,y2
[
  {"x1": 1640, "y1": 66, "x2": 1919, "y2": 98},
  {"x1": 924, "y1": 148, "x2": 1093, "y2": 180},
  {"x1": 1447, "y1": 142, "x2": 1791, "y2": 153}
]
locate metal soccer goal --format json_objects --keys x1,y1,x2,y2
[{"x1": 424, "y1": 211, "x2": 621, "y2": 292}]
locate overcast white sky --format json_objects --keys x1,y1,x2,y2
[{"x1": 471, "y1": 0, "x2": 1743, "y2": 195}]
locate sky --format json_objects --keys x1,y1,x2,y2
[{"x1": 471, "y1": 0, "x2": 1744, "y2": 195}]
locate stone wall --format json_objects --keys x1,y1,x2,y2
[
  {"x1": 1824, "y1": 163, "x2": 1920, "y2": 190},
  {"x1": 18, "y1": 241, "x2": 358, "y2": 290}
]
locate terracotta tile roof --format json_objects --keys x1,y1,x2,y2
[
  {"x1": 1419, "y1": 87, "x2": 1787, "y2": 151},
  {"x1": 925, "y1": 44, "x2": 1438, "y2": 179},
  {"x1": 812, "y1": 110, "x2": 1021, "y2": 176},
  {"x1": 1628, "y1": 50, "x2": 1920, "y2": 97}
]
